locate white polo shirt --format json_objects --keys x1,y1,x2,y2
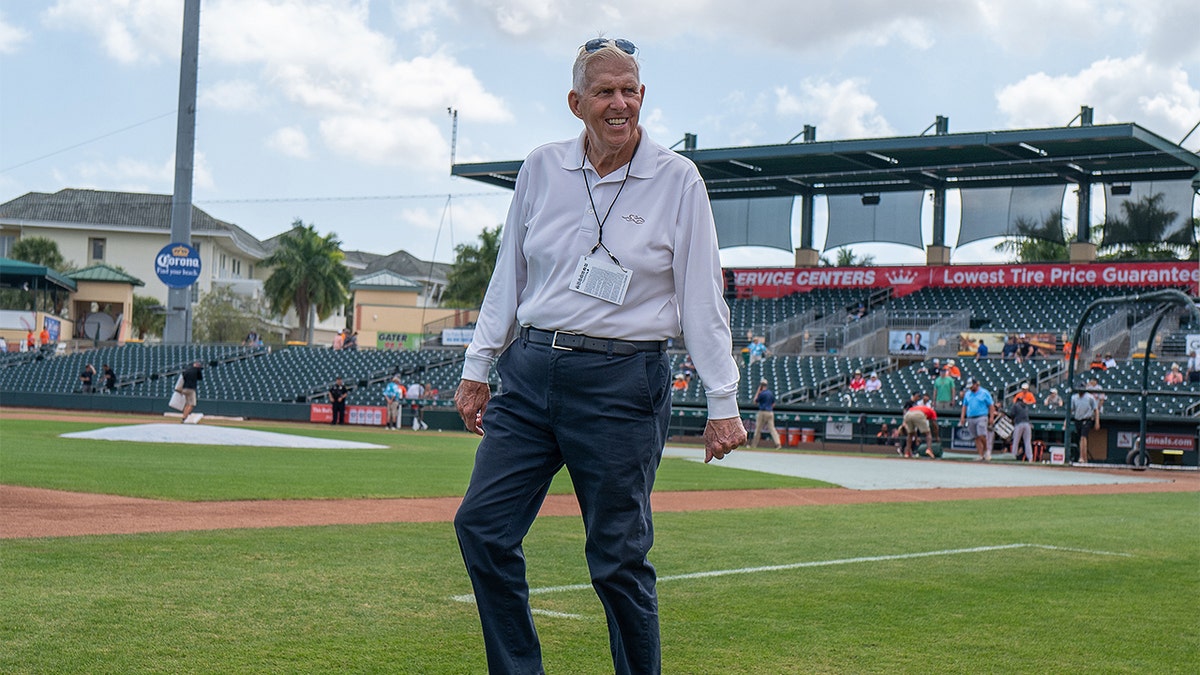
[{"x1": 463, "y1": 128, "x2": 740, "y2": 419}]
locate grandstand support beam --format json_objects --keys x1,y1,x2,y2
[
  {"x1": 799, "y1": 191, "x2": 815, "y2": 250},
  {"x1": 1069, "y1": 241, "x2": 1096, "y2": 264},
  {"x1": 1075, "y1": 179, "x2": 1092, "y2": 244},
  {"x1": 1063, "y1": 289, "x2": 1200, "y2": 465},
  {"x1": 931, "y1": 187, "x2": 946, "y2": 247}
]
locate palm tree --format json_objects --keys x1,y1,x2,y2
[
  {"x1": 819, "y1": 248, "x2": 875, "y2": 267},
  {"x1": 993, "y1": 211, "x2": 1069, "y2": 263},
  {"x1": 10, "y1": 236, "x2": 69, "y2": 270},
  {"x1": 1097, "y1": 192, "x2": 1189, "y2": 261},
  {"x1": 442, "y1": 225, "x2": 502, "y2": 307},
  {"x1": 261, "y1": 220, "x2": 352, "y2": 344}
]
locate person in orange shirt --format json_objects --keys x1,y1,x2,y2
[
  {"x1": 1012, "y1": 382, "x2": 1036, "y2": 404},
  {"x1": 945, "y1": 359, "x2": 961, "y2": 379},
  {"x1": 39, "y1": 327, "x2": 50, "y2": 347}
]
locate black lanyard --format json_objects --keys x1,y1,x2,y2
[{"x1": 581, "y1": 141, "x2": 636, "y2": 270}]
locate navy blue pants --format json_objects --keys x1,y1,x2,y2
[{"x1": 454, "y1": 338, "x2": 672, "y2": 675}]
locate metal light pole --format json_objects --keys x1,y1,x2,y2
[{"x1": 163, "y1": 0, "x2": 201, "y2": 344}]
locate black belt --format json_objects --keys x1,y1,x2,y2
[{"x1": 521, "y1": 326, "x2": 666, "y2": 356}]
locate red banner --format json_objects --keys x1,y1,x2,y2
[
  {"x1": 728, "y1": 262, "x2": 1200, "y2": 299},
  {"x1": 309, "y1": 403, "x2": 386, "y2": 426}
]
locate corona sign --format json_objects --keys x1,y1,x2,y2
[{"x1": 154, "y1": 242, "x2": 202, "y2": 288}]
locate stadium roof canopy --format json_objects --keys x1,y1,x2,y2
[{"x1": 451, "y1": 122, "x2": 1200, "y2": 200}]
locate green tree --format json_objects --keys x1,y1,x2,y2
[
  {"x1": 131, "y1": 294, "x2": 166, "y2": 340},
  {"x1": 10, "y1": 236, "x2": 69, "y2": 270},
  {"x1": 442, "y1": 225, "x2": 502, "y2": 307},
  {"x1": 1097, "y1": 193, "x2": 1191, "y2": 261},
  {"x1": 819, "y1": 248, "x2": 875, "y2": 267},
  {"x1": 993, "y1": 211, "x2": 1069, "y2": 263},
  {"x1": 193, "y1": 286, "x2": 264, "y2": 343},
  {"x1": 261, "y1": 220, "x2": 351, "y2": 344}
]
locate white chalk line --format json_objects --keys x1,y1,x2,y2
[{"x1": 450, "y1": 543, "x2": 1131, "y2": 619}]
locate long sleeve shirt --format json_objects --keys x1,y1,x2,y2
[{"x1": 463, "y1": 129, "x2": 740, "y2": 419}]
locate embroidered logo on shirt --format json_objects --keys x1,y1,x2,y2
[{"x1": 622, "y1": 214, "x2": 645, "y2": 225}]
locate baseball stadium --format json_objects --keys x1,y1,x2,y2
[{"x1": 3, "y1": 119, "x2": 1199, "y2": 671}]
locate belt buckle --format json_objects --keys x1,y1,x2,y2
[{"x1": 551, "y1": 330, "x2": 577, "y2": 351}]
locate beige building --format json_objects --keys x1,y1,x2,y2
[{"x1": 0, "y1": 188, "x2": 472, "y2": 347}]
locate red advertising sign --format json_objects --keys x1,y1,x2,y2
[
  {"x1": 309, "y1": 403, "x2": 386, "y2": 426},
  {"x1": 1145, "y1": 433, "x2": 1195, "y2": 452},
  {"x1": 728, "y1": 262, "x2": 1200, "y2": 299}
]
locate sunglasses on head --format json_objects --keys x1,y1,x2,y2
[{"x1": 583, "y1": 38, "x2": 636, "y2": 55}]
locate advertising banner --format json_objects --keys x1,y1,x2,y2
[
  {"x1": 727, "y1": 261, "x2": 1200, "y2": 299},
  {"x1": 154, "y1": 242, "x2": 202, "y2": 288},
  {"x1": 888, "y1": 329, "x2": 933, "y2": 355},
  {"x1": 309, "y1": 403, "x2": 385, "y2": 426}
]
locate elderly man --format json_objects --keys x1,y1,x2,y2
[{"x1": 452, "y1": 37, "x2": 744, "y2": 674}]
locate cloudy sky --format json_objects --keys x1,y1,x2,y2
[{"x1": 1, "y1": 0, "x2": 1197, "y2": 268}]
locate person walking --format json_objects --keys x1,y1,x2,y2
[
  {"x1": 179, "y1": 361, "x2": 203, "y2": 422},
  {"x1": 1007, "y1": 397, "x2": 1033, "y2": 461},
  {"x1": 382, "y1": 376, "x2": 403, "y2": 429},
  {"x1": 959, "y1": 377, "x2": 995, "y2": 461},
  {"x1": 751, "y1": 378, "x2": 781, "y2": 449},
  {"x1": 1070, "y1": 386, "x2": 1100, "y2": 463},
  {"x1": 451, "y1": 36, "x2": 744, "y2": 674}
]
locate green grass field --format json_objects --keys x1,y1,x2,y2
[{"x1": 2, "y1": 418, "x2": 1198, "y2": 673}]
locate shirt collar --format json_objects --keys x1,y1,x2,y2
[{"x1": 564, "y1": 127, "x2": 656, "y2": 180}]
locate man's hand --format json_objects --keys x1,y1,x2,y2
[
  {"x1": 454, "y1": 379, "x2": 491, "y2": 436},
  {"x1": 704, "y1": 417, "x2": 746, "y2": 463}
]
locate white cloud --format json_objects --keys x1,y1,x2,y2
[
  {"x1": 319, "y1": 114, "x2": 446, "y2": 169},
  {"x1": 775, "y1": 79, "x2": 895, "y2": 139},
  {"x1": 266, "y1": 126, "x2": 310, "y2": 159},
  {"x1": 73, "y1": 151, "x2": 213, "y2": 191},
  {"x1": 200, "y1": 79, "x2": 263, "y2": 112},
  {"x1": 996, "y1": 55, "x2": 1200, "y2": 145},
  {"x1": 0, "y1": 12, "x2": 30, "y2": 53},
  {"x1": 42, "y1": 0, "x2": 180, "y2": 64}
]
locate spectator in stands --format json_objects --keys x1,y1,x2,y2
[
  {"x1": 748, "y1": 336, "x2": 768, "y2": 364},
  {"x1": 1086, "y1": 377, "x2": 1105, "y2": 411},
  {"x1": 1007, "y1": 396, "x2": 1033, "y2": 461},
  {"x1": 902, "y1": 402, "x2": 938, "y2": 459},
  {"x1": 848, "y1": 302, "x2": 867, "y2": 322},
  {"x1": 1164, "y1": 363, "x2": 1184, "y2": 385},
  {"x1": 864, "y1": 372, "x2": 882, "y2": 392},
  {"x1": 0, "y1": 337, "x2": 7, "y2": 352},
  {"x1": 944, "y1": 359, "x2": 961, "y2": 379},
  {"x1": 39, "y1": 326, "x2": 50, "y2": 349},
  {"x1": 1070, "y1": 385, "x2": 1100, "y2": 463},
  {"x1": 1188, "y1": 350, "x2": 1200, "y2": 384},
  {"x1": 451, "y1": 38, "x2": 744, "y2": 675},
  {"x1": 383, "y1": 376, "x2": 404, "y2": 429},
  {"x1": 1043, "y1": 388, "x2": 1063, "y2": 409},
  {"x1": 1088, "y1": 355, "x2": 1107, "y2": 372},
  {"x1": 25, "y1": 330, "x2": 35, "y2": 352},
  {"x1": 1012, "y1": 382, "x2": 1036, "y2": 405},
  {"x1": 680, "y1": 353, "x2": 696, "y2": 382},
  {"x1": 848, "y1": 369, "x2": 867, "y2": 392},
  {"x1": 902, "y1": 391, "x2": 920, "y2": 411},
  {"x1": 1017, "y1": 334, "x2": 1038, "y2": 361},
  {"x1": 751, "y1": 378, "x2": 781, "y2": 449},
  {"x1": 344, "y1": 331, "x2": 359, "y2": 352},
  {"x1": 959, "y1": 377, "x2": 996, "y2": 461},
  {"x1": 1103, "y1": 353, "x2": 1117, "y2": 370},
  {"x1": 919, "y1": 393, "x2": 933, "y2": 408},
  {"x1": 425, "y1": 382, "x2": 438, "y2": 400},
  {"x1": 672, "y1": 373, "x2": 688, "y2": 391},
  {"x1": 1001, "y1": 335, "x2": 1019, "y2": 361},
  {"x1": 102, "y1": 364, "x2": 117, "y2": 393},
  {"x1": 932, "y1": 366, "x2": 956, "y2": 410},
  {"x1": 327, "y1": 376, "x2": 349, "y2": 425},
  {"x1": 79, "y1": 364, "x2": 96, "y2": 394},
  {"x1": 333, "y1": 329, "x2": 345, "y2": 351},
  {"x1": 974, "y1": 338, "x2": 988, "y2": 360},
  {"x1": 179, "y1": 361, "x2": 203, "y2": 422}
]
